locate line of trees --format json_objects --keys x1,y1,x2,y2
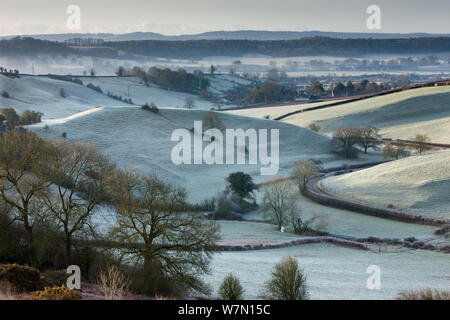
[
  {"x1": 306, "y1": 79, "x2": 386, "y2": 100},
  {"x1": 244, "y1": 81, "x2": 298, "y2": 104},
  {"x1": 104, "y1": 37, "x2": 450, "y2": 59},
  {"x1": 331, "y1": 126, "x2": 433, "y2": 159},
  {"x1": 115, "y1": 66, "x2": 211, "y2": 95},
  {"x1": 331, "y1": 126, "x2": 382, "y2": 158},
  {"x1": 2, "y1": 36, "x2": 450, "y2": 59},
  {"x1": 0, "y1": 108, "x2": 43, "y2": 128}
]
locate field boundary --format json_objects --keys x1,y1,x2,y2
[
  {"x1": 302, "y1": 176, "x2": 449, "y2": 226},
  {"x1": 217, "y1": 236, "x2": 367, "y2": 251},
  {"x1": 274, "y1": 80, "x2": 450, "y2": 121}
]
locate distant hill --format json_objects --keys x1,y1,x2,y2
[
  {"x1": 1, "y1": 30, "x2": 450, "y2": 42},
  {"x1": 1, "y1": 36, "x2": 450, "y2": 59}
]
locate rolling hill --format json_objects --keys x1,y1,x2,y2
[
  {"x1": 278, "y1": 86, "x2": 450, "y2": 143},
  {"x1": 321, "y1": 150, "x2": 450, "y2": 219},
  {"x1": 0, "y1": 74, "x2": 219, "y2": 119},
  {"x1": 30, "y1": 106, "x2": 380, "y2": 202}
]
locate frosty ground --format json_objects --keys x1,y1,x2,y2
[{"x1": 2, "y1": 73, "x2": 448, "y2": 299}]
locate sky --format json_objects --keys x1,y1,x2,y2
[{"x1": 1, "y1": 0, "x2": 449, "y2": 36}]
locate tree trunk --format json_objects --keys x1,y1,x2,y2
[{"x1": 65, "y1": 235, "x2": 72, "y2": 266}]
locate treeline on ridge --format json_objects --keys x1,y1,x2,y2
[{"x1": 1, "y1": 36, "x2": 450, "y2": 59}]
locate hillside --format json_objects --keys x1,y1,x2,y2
[
  {"x1": 30, "y1": 106, "x2": 381, "y2": 202},
  {"x1": 281, "y1": 86, "x2": 450, "y2": 143},
  {"x1": 0, "y1": 75, "x2": 218, "y2": 119},
  {"x1": 2, "y1": 36, "x2": 450, "y2": 59},
  {"x1": 4, "y1": 30, "x2": 449, "y2": 42},
  {"x1": 225, "y1": 99, "x2": 347, "y2": 120},
  {"x1": 321, "y1": 151, "x2": 450, "y2": 219}
]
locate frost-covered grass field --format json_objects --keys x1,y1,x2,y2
[
  {"x1": 0, "y1": 74, "x2": 120, "y2": 118},
  {"x1": 321, "y1": 151, "x2": 450, "y2": 219},
  {"x1": 217, "y1": 221, "x2": 303, "y2": 246},
  {"x1": 205, "y1": 243, "x2": 450, "y2": 300},
  {"x1": 282, "y1": 86, "x2": 450, "y2": 143},
  {"x1": 245, "y1": 192, "x2": 436, "y2": 240},
  {"x1": 225, "y1": 99, "x2": 347, "y2": 120},
  {"x1": 6, "y1": 73, "x2": 448, "y2": 300},
  {"x1": 31, "y1": 106, "x2": 376, "y2": 202},
  {"x1": 0, "y1": 74, "x2": 246, "y2": 120},
  {"x1": 77, "y1": 76, "x2": 217, "y2": 109}
]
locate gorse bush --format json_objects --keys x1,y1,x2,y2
[
  {"x1": 218, "y1": 273, "x2": 244, "y2": 300},
  {"x1": 32, "y1": 285, "x2": 82, "y2": 300},
  {"x1": 0, "y1": 264, "x2": 47, "y2": 293},
  {"x1": 263, "y1": 257, "x2": 308, "y2": 300}
]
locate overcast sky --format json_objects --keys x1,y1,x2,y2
[{"x1": 1, "y1": 0, "x2": 449, "y2": 36}]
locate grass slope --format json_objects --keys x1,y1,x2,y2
[
  {"x1": 31, "y1": 106, "x2": 349, "y2": 202},
  {"x1": 205, "y1": 243, "x2": 450, "y2": 300},
  {"x1": 0, "y1": 75, "x2": 224, "y2": 120},
  {"x1": 282, "y1": 86, "x2": 450, "y2": 143},
  {"x1": 225, "y1": 99, "x2": 346, "y2": 120},
  {"x1": 321, "y1": 151, "x2": 450, "y2": 219}
]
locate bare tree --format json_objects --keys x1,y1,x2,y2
[
  {"x1": 411, "y1": 134, "x2": 431, "y2": 154},
  {"x1": 109, "y1": 170, "x2": 220, "y2": 294},
  {"x1": 291, "y1": 159, "x2": 319, "y2": 192},
  {"x1": 184, "y1": 96, "x2": 196, "y2": 109},
  {"x1": 0, "y1": 130, "x2": 52, "y2": 249},
  {"x1": 262, "y1": 179, "x2": 299, "y2": 231},
  {"x1": 42, "y1": 140, "x2": 113, "y2": 264},
  {"x1": 331, "y1": 127, "x2": 362, "y2": 158},
  {"x1": 358, "y1": 126, "x2": 382, "y2": 153}
]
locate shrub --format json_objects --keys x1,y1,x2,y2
[
  {"x1": 382, "y1": 143, "x2": 410, "y2": 160},
  {"x1": 20, "y1": 110, "x2": 43, "y2": 125},
  {"x1": 263, "y1": 257, "x2": 308, "y2": 300},
  {"x1": 218, "y1": 273, "x2": 244, "y2": 300},
  {"x1": 308, "y1": 123, "x2": 321, "y2": 132},
  {"x1": 214, "y1": 197, "x2": 239, "y2": 220},
  {"x1": 1, "y1": 90, "x2": 10, "y2": 98},
  {"x1": 396, "y1": 288, "x2": 450, "y2": 300},
  {"x1": 0, "y1": 107, "x2": 19, "y2": 125},
  {"x1": 32, "y1": 285, "x2": 82, "y2": 300},
  {"x1": 130, "y1": 264, "x2": 179, "y2": 298},
  {"x1": 97, "y1": 266, "x2": 131, "y2": 300},
  {"x1": 59, "y1": 88, "x2": 67, "y2": 98},
  {"x1": 0, "y1": 264, "x2": 46, "y2": 293},
  {"x1": 142, "y1": 102, "x2": 159, "y2": 113},
  {"x1": 86, "y1": 83, "x2": 103, "y2": 93},
  {"x1": 0, "y1": 281, "x2": 16, "y2": 300}
]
